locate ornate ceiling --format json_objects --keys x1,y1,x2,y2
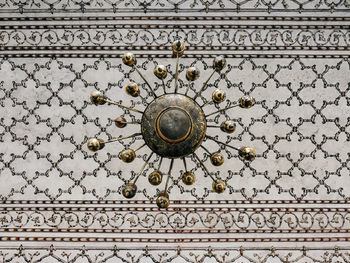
[{"x1": 0, "y1": 0, "x2": 350, "y2": 262}]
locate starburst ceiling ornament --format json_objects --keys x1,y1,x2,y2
[{"x1": 87, "y1": 40, "x2": 256, "y2": 209}]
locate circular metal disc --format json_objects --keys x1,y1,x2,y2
[{"x1": 141, "y1": 94, "x2": 207, "y2": 158}]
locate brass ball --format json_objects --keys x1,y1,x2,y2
[
  {"x1": 122, "y1": 183, "x2": 137, "y2": 199},
  {"x1": 238, "y1": 147, "x2": 256, "y2": 161},
  {"x1": 156, "y1": 191, "x2": 170, "y2": 209},
  {"x1": 122, "y1": 52, "x2": 137, "y2": 67},
  {"x1": 148, "y1": 170, "x2": 163, "y2": 186},
  {"x1": 213, "y1": 56, "x2": 226, "y2": 71},
  {"x1": 186, "y1": 67, "x2": 200, "y2": 81},
  {"x1": 212, "y1": 89, "x2": 226, "y2": 104},
  {"x1": 125, "y1": 82, "x2": 140, "y2": 97},
  {"x1": 220, "y1": 120, "x2": 236, "y2": 134},
  {"x1": 182, "y1": 171, "x2": 195, "y2": 185},
  {"x1": 172, "y1": 40, "x2": 185, "y2": 56},
  {"x1": 240, "y1": 96, "x2": 255, "y2": 108},
  {"x1": 212, "y1": 180, "x2": 226, "y2": 193},
  {"x1": 87, "y1": 138, "x2": 105, "y2": 152},
  {"x1": 154, "y1": 65, "x2": 167, "y2": 80},
  {"x1": 121, "y1": 149, "x2": 136, "y2": 163},
  {"x1": 115, "y1": 116, "x2": 127, "y2": 128},
  {"x1": 90, "y1": 90, "x2": 106, "y2": 105},
  {"x1": 210, "y1": 153, "x2": 224, "y2": 166}
]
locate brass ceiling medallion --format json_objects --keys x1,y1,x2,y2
[{"x1": 87, "y1": 40, "x2": 256, "y2": 209}]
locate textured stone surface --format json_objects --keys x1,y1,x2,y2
[{"x1": 0, "y1": 1, "x2": 350, "y2": 260}]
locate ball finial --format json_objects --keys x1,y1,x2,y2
[
  {"x1": 212, "y1": 180, "x2": 226, "y2": 193},
  {"x1": 115, "y1": 116, "x2": 127, "y2": 128},
  {"x1": 186, "y1": 67, "x2": 200, "y2": 81},
  {"x1": 213, "y1": 56, "x2": 226, "y2": 71},
  {"x1": 210, "y1": 153, "x2": 224, "y2": 166},
  {"x1": 90, "y1": 91, "x2": 106, "y2": 105},
  {"x1": 154, "y1": 65, "x2": 167, "y2": 80},
  {"x1": 182, "y1": 171, "x2": 195, "y2": 185},
  {"x1": 87, "y1": 138, "x2": 105, "y2": 152},
  {"x1": 125, "y1": 82, "x2": 140, "y2": 97},
  {"x1": 122, "y1": 52, "x2": 137, "y2": 67},
  {"x1": 239, "y1": 147, "x2": 256, "y2": 161},
  {"x1": 121, "y1": 149, "x2": 136, "y2": 163},
  {"x1": 212, "y1": 89, "x2": 226, "y2": 104},
  {"x1": 172, "y1": 40, "x2": 185, "y2": 56},
  {"x1": 122, "y1": 183, "x2": 137, "y2": 198},
  {"x1": 156, "y1": 191, "x2": 170, "y2": 209},
  {"x1": 148, "y1": 170, "x2": 163, "y2": 186},
  {"x1": 240, "y1": 96, "x2": 255, "y2": 108},
  {"x1": 220, "y1": 120, "x2": 236, "y2": 134}
]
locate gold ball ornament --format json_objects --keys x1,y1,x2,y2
[
  {"x1": 125, "y1": 82, "x2": 140, "y2": 97},
  {"x1": 172, "y1": 40, "x2": 185, "y2": 56},
  {"x1": 115, "y1": 116, "x2": 127, "y2": 128},
  {"x1": 148, "y1": 170, "x2": 163, "y2": 186},
  {"x1": 182, "y1": 171, "x2": 195, "y2": 185},
  {"x1": 121, "y1": 149, "x2": 136, "y2": 163},
  {"x1": 240, "y1": 96, "x2": 255, "y2": 108},
  {"x1": 212, "y1": 180, "x2": 226, "y2": 193},
  {"x1": 154, "y1": 65, "x2": 167, "y2": 80},
  {"x1": 122, "y1": 52, "x2": 137, "y2": 67},
  {"x1": 186, "y1": 67, "x2": 200, "y2": 81},
  {"x1": 210, "y1": 153, "x2": 224, "y2": 166},
  {"x1": 212, "y1": 89, "x2": 226, "y2": 104},
  {"x1": 220, "y1": 120, "x2": 236, "y2": 134},
  {"x1": 122, "y1": 183, "x2": 137, "y2": 199},
  {"x1": 239, "y1": 147, "x2": 256, "y2": 161},
  {"x1": 156, "y1": 191, "x2": 170, "y2": 209},
  {"x1": 90, "y1": 91, "x2": 106, "y2": 105},
  {"x1": 87, "y1": 138, "x2": 105, "y2": 152},
  {"x1": 213, "y1": 56, "x2": 226, "y2": 71}
]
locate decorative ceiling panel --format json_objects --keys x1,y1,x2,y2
[{"x1": 0, "y1": 1, "x2": 349, "y2": 261}]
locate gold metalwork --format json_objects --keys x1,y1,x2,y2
[
  {"x1": 182, "y1": 171, "x2": 195, "y2": 185},
  {"x1": 115, "y1": 116, "x2": 127, "y2": 128},
  {"x1": 121, "y1": 149, "x2": 136, "y2": 163},
  {"x1": 87, "y1": 41, "x2": 256, "y2": 208},
  {"x1": 210, "y1": 152, "x2": 224, "y2": 166},
  {"x1": 87, "y1": 138, "x2": 105, "y2": 152},
  {"x1": 125, "y1": 82, "x2": 140, "y2": 97},
  {"x1": 239, "y1": 147, "x2": 256, "y2": 161},
  {"x1": 212, "y1": 180, "x2": 226, "y2": 193}
]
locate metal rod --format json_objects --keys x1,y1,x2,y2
[
  {"x1": 200, "y1": 145, "x2": 211, "y2": 155},
  {"x1": 182, "y1": 157, "x2": 188, "y2": 172},
  {"x1": 205, "y1": 135, "x2": 240, "y2": 151},
  {"x1": 164, "y1": 158, "x2": 174, "y2": 192},
  {"x1": 133, "y1": 65, "x2": 157, "y2": 98},
  {"x1": 105, "y1": 133, "x2": 142, "y2": 144},
  {"x1": 193, "y1": 69, "x2": 215, "y2": 100},
  {"x1": 206, "y1": 125, "x2": 221, "y2": 128},
  {"x1": 104, "y1": 99, "x2": 143, "y2": 114},
  {"x1": 206, "y1": 103, "x2": 240, "y2": 117},
  {"x1": 133, "y1": 152, "x2": 154, "y2": 184},
  {"x1": 158, "y1": 157, "x2": 163, "y2": 170},
  {"x1": 162, "y1": 79, "x2": 166, "y2": 94},
  {"x1": 202, "y1": 99, "x2": 213, "y2": 108},
  {"x1": 134, "y1": 143, "x2": 146, "y2": 152},
  {"x1": 117, "y1": 120, "x2": 140, "y2": 125},
  {"x1": 174, "y1": 53, "x2": 179, "y2": 93},
  {"x1": 185, "y1": 81, "x2": 191, "y2": 96},
  {"x1": 193, "y1": 153, "x2": 216, "y2": 182}
]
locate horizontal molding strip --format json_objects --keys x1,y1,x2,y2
[
  {"x1": 1, "y1": 16, "x2": 349, "y2": 22},
  {"x1": 1, "y1": 24, "x2": 349, "y2": 30},
  {"x1": 1, "y1": 228, "x2": 349, "y2": 234},
  {"x1": 1, "y1": 46, "x2": 349, "y2": 52},
  {"x1": 0, "y1": 200, "x2": 349, "y2": 205},
  {"x1": 1, "y1": 236, "x2": 350, "y2": 243},
  {"x1": 0, "y1": 206, "x2": 348, "y2": 212}
]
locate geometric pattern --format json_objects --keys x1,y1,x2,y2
[{"x1": 0, "y1": 0, "x2": 350, "y2": 260}]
